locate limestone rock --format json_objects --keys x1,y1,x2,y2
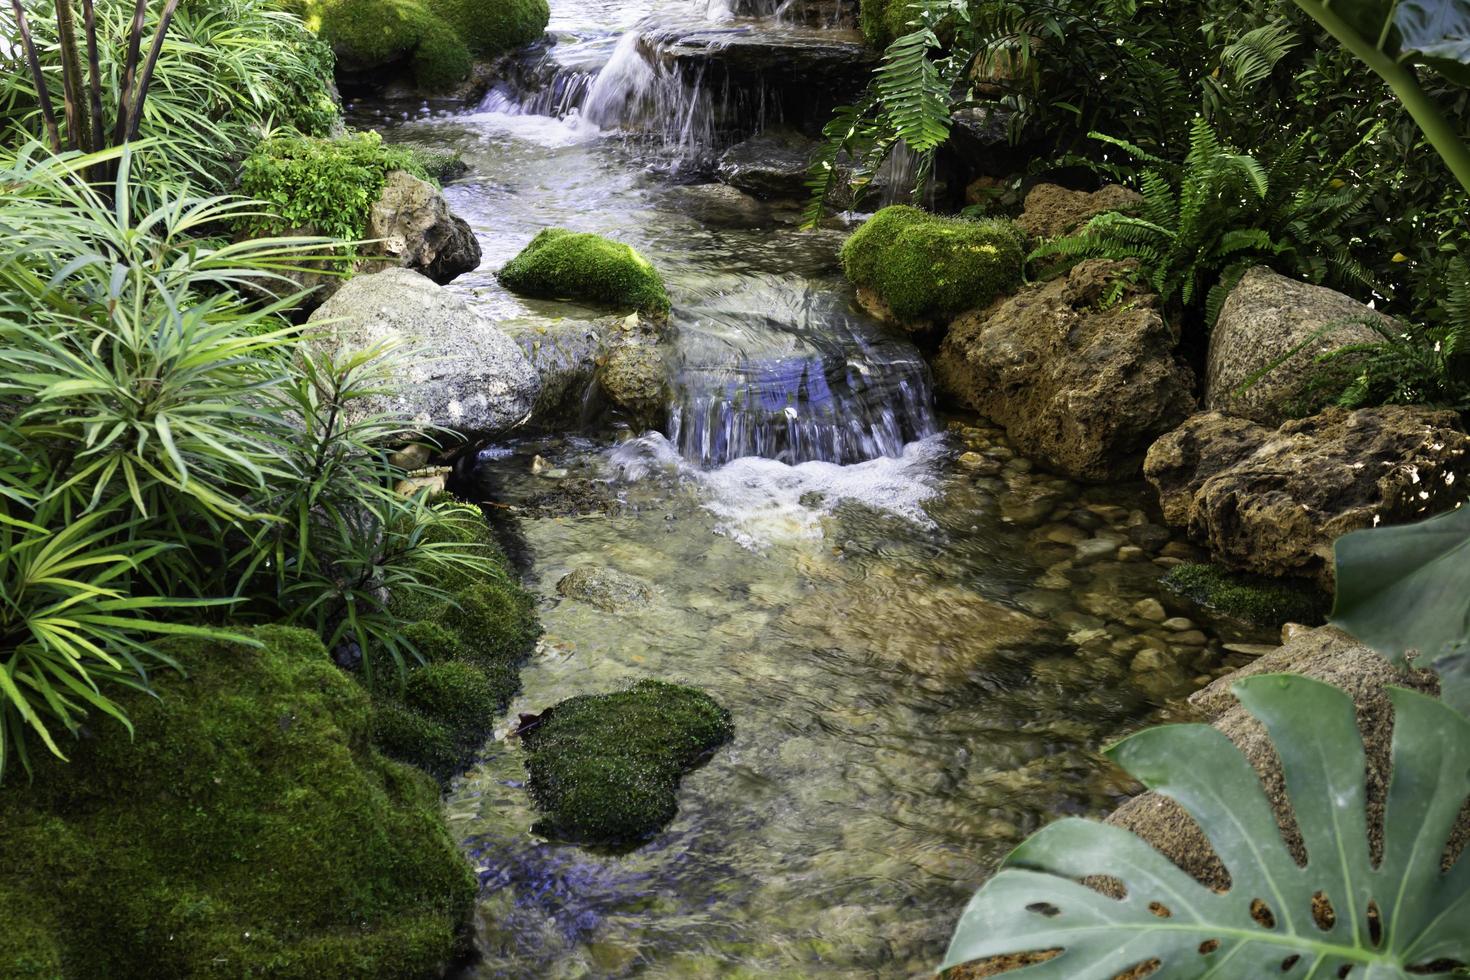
[
  {"x1": 1145, "y1": 406, "x2": 1470, "y2": 584},
  {"x1": 1106, "y1": 626, "x2": 1455, "y2": 891},
  {"x1": 1206, "y1": 266, "x2": 1391, "y2": 425},
  {"x1": 556, "y1": 565, "x2": 656, "y2": 612},
  {"x1": 934, "y1": 259, "x2": 1196, "y2": 481},
  {"x1": 1016, "y1": 183, "x2": 1142, "y2": 241},
  {"x1": 362, "y1": 170, "x2": 482, "y2": 285},
  {"x1": 308, "y1": 268, "x2": 539, "y2": 440}
]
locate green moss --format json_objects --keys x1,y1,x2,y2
[
  {"x1": 405, "y1": 661, "x2": 502, "y2": 742},
  {"x1": 859, "y1": 0, "x2": 911, "y2": 48},
  {"x1": 429, "y1": 0, "x2": 549, "y2": 55},
  {"x1": 1161, "y1": 562, "x2": 1329, "y2": 628},
  {"x1": 498, "y1": 228, "x2": 672, "y2": 317},
  {"x1": 372, "y1": 697, "x2": 461, "y2": 780},
  {"x1": 238, "y1": 130, "x2": 432, "y2": 243},
  {"x1": 309, "y1": 0, "x2": 471, "y2": 92},
  {"x1": 840, "y1": 205, "x2": 1025, "y2": 323},
  {"x1": 0, "y1": 626, "x2": 476, "y2": 979},
  {"x1": 520, "y1": 680, "x2": 734, "y2": 848}
]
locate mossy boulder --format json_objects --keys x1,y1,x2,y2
[
  {"x1": 859, "y1": 0, "x2": 910, "y2": 48},
  {"x1": 498, "y1": 228, "x2": 672, "y2": 318},
  {"x1": 1161, "y1": 562, "x2": 1329, "y2": 629},
  {"x1": 0, "y1": 626, "x2": 476, "y2": 979},
  {"x1": 430, "y1": 0, "x2": 549, "y2": 55},
  {"x1": 309, "y1": 0, "x2": 472, "y2": 92},
  {"x1": 840, "y1": 205, "x2": 1024, "y2": 328},
  {"x1": 372, "y1": 503, "x2": 541, "y2": 781},
  {"x1": 519, "y1": 680, "x2": 733, "y2": 848}
]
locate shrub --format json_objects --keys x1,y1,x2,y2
[
  {"x1": 0, "y1": 627, "x2": 477, "y2": 978},
  {"x1": 237, "y1": 130, "x2": 432, "y2": 242},
  {"x1": 1160, "y1": 563, "x2": 1328, "y2": 628},
  {"x1": 840, "y1": 206, "x2": 1024, "y2": 323},
  {"x1": 519, "y1": 680, "x2": 733, "y2": 848},
  {"x1": 499, "y1": 228, "x2": 673, "y2": 317},
  {"x1": 429, "y1": 0, "x2": 549, "y2": 56}
]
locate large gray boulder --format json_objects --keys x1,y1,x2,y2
[
  {"x1": 1206, "y1": 266, "x2": 1390, "y2": 425},
  {"x1": 1144, "y1": 406, "x2": 1470, "y2": 584},
  {"x1": 934, "y1": 259, "x2": 1196, "y2": 482},
  {"x1": 1106, "y1": 626, "x2": 1456, "y2": 891},
  {"x1": 361, "y1": 170, "x2": 482, "y2": 285},
  {"x1": 308, "y1": 268, "x2": 539, "y2": 441},
  {"x1": 501, "y1": 317, "x2": 611, "y2": 427}
]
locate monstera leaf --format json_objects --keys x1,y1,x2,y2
[
  {"x1": 942, "y1": 675, "x2": 1470, "y2": 978},
  {"x1": 1332, "y1": 504, "x2": 1470, "y2": 717}
]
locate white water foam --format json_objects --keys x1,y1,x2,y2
[
  {"x1": 609, "y1": 433, "x2": 944, "y2": 548},
  {"x1": 459, "y1": 91, "x2": 603, "y2": 147}
]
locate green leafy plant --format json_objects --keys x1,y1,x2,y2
[
  {"x1": 943, "y1": 674, "x2": 1470, "y2": 977},
  {"x1": 1029, "y1": 118, "x2": 1372, "y2": 326}
]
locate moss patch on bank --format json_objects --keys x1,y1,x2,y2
[
  {"x1": 519, "y1": 680, "x2": 733, "y2": 848},
  {"x1": 841, "y1": 206, "x2": 1024, "y2": 323},
  {"x1": 0, "y1": 626, "x2": 476, "y2": 980},
  {"x1": 1161, "y1": 562, "x2": 1329, "y2": 628},
  {"x1": 498, "y1": 228, "x2": 672, "y2": 317},
  {"x1": 371, "y1": 503, "x2": 540, "y2": 782},
  {"x1": 431, "y1": 0, "x2": 550, "y2": 56}
]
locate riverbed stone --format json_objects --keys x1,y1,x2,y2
[
  {"x1": 934, "y1": 259, "x2": 1196, "y2": 482},
  {"x1": 663, "y1": 183, "x2": 773, "y2": 227},
  {"x1": 1144, "y1": 406, "x2": 1470, "y2": 584},
  {"x1": 1106, "y1": 626, "x2": 1456, "y2": 891},
  {"x1": 716, "y1": 128, "x2": 819, "y2": 199},
  {"x1": 555, "y1": 565, "x2": 656, "y2": 612},
  {"x1": 597, "y1": 338, "x2": 670, "y2": 428},
  {"x1": 309, "y1": 268, "x2": 540, "y2": 441},
  {"x1": 1206, "y1": 266, "x2": 1392, "y2": 425},
  {"x1": 362, "y1": 170, "x2": 482, "y2": 285}
]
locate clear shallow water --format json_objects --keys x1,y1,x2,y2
[{"x1": 355, "y1": 4, "x2": 1245, "y2": 975}]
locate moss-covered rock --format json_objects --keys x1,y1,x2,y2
[
  {"x1": 840, "y1": 205, "x2": 1024, "y2": 326},
  {"x1": 310, "y1": 0, "x2": 472, "y2": 92},
  {"x1": 1161, "y1": 562, "x2": 1329, "y2": 628},
  {"x1": 858, "y1": 0, "x2": 909, "y2": 48},
  {"x1": 430, "y1": 0, "x2": 549, "y2": 55},
  {"x1": 498, "y1": 228, "x2": 672, "y2": 317},
  {"x1": 519, "y1": 680, "x2": 733, "y2": 848},
  {"x1": 0, "y1": 626, "x2": 476, "y2": 980}
]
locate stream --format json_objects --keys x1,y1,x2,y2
[{"x1": 349, "y1": 2, "x2": 1252, "y2": 975}]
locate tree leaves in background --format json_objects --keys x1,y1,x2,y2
[
  {"x1": 943, "y1": 675, "x2": 1470, "y2": 977},
  {"x1": 1331, "y1": 503, "x2": 1470, "y2": 716}
]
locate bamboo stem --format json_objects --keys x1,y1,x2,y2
[
  {"x1": 8, "y1": 0, "x2": 62, "y2": 153},
  {"x1": 125, "y1": 0, "x2": 182, "y2": 144},
  {"x1": 81, "y1": 0, "x2": 106, "y2": 158},
  {"x1": 112, "y1": 0, "x2": 150, "y2": 148},
  {"x1": 53, "y1": 0, "x2": 89, "y2": 151}
]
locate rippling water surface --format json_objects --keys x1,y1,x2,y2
[{"x1": 353, "y1": 5, "x2": 1247, "y2": 974}]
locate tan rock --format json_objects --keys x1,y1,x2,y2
[{"x1": 1016, "y1": 183, "x2": 1142, "y2": 240}]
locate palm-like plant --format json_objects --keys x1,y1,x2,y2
[{"x1": 1029, "y1": 118, "x2": 1372, "y2": 326}]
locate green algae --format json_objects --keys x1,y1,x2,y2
[{"x1": 1161, "y1": 562, "x2": 1328, "y2": 628}]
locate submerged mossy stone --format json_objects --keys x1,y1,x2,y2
[
  {"x1": 430, "y1": 0, "x2": 549, "y2": 55},
  {"x1": 0, "y1": 626, "x2": 476, "y2": 979},
  {"x1": 498, "y1": 228, "x2": 672, "y2": 317},
  {"x1": 1161, "y1": 562, "x2": 1328, "y2": 628},
  {"x1": 520, "y1": 680, "x2": 734, "y2": 847},
  {"x1": 840, "y1": 205, "x2": 1024, "y2": 327}
]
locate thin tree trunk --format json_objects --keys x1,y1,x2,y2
[
  {"x1": 111, "y1": 0, "x2": 151, "y2": 148},
  {"x1": 125, "y1": 0, "x2": 181, "y2": 143},
  {"x1": 8, "y1": 0, "x2": 63, "y2": 153},
  {"x1": 81, "y1": 0, "x2": 106, "y2": 158},
  {"x1": 53, "y1": 0, "x2": 90, "y2": 151}
]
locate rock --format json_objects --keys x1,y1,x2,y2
[
  {"x1": 361, "y1": 170, "x2": 482, "y2": 285},
  {"x1": 597, "y1": 339, "x2": 670, "y2": 428},
  {"x1": 309, "y1": 268, "x2": 540, "y2": 440},
  {"x1": 1106, "y1": 626, "x2": 1453, "y2": 891},
  {"x1": 934, "y1": 259, "x2": 1197, "y2": 482},
  {"x1": 1016, "y1": 183, "x2": 1142, "y2": 240},
  {"x1": 517, "y1": 680, "x2": 733, "y2": 848},
  {"x1": 1159, "y1": 561, "x2": 1328, "y2": 628},
  {"x1": 1073, "y1": 538, "x2": 1119, "y2": 564},
  {"x1": 716, "y1": 128, "x2": 820, "y2": 200},
  {"x1": 501, "y1": 317, "x2": 610, "y2": 426},
  {"x1": 841, "y1": 205, "x2": 1025, "y2": 329},
  {"x1": 394, "y1": 468, "x2": 449, "y2": 496},
  {"x1": 1161, "y1": 616, "x2": 1195, "y2": 632},
  {"x1": 1131, "y1": 598, "x2": 1167, "y2": 622},
  {"x1": 663, "y1": 183, "x2": 773, "y2": 227},
  {"x1": 498, "y1": 228, "x2": 671, "y2": 318},
  {"x1": 555, "y1": 565, "x2": 656, "y2": 612},
  {"x1": 1144, "y1": 406, "x2": 1470, "y2": 584},
  {"x1": 0, "y1": 627, "x2": 477, "y2": 977},
  {"x1": 661, "y1": 24, "x2": 875, "y2": 87},
  {"x1": 1206, "y1": 266, "x2": 1392, "y2": 425}
]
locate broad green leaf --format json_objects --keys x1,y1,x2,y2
[
  {"x1": 942, "y1": 675, "x2": 1470, "y2": 977},
  {"x1": 1331, "y1": 504, "x2": 1470, "y2": 715},
  {"x1": 1396, "y1": 0, "x2": 1470, "y2": 83}
]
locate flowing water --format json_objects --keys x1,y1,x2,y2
[{"x1": 350, "y1": 4, "x2": 1258, "y2": 975}]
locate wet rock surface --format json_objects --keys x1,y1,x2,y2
[
  {"x1": 362, "y1": 169, "x2": 483, "y2": 284},
  {"x1": 501, "y1": 317, "x2": 611, "y2": 426},
  {"x1": 309, "y1": 268, "x2": 540, "y2": 440},
  {"x1": 716, "y1": 128, "x2": 820, "y2": 199},
  {"x1": 1206, "y1": 265, "x2": 1393, "y2": 425},
  {"x1": 1145, "y1": 406, "x2": 1470, "y2": 584},
  {"x1": 556, "y1": 565, "x2": 657, "y2": 612},
  {"x1": 935, "y1": 259, "x2": 1197, "y2": 481}
]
